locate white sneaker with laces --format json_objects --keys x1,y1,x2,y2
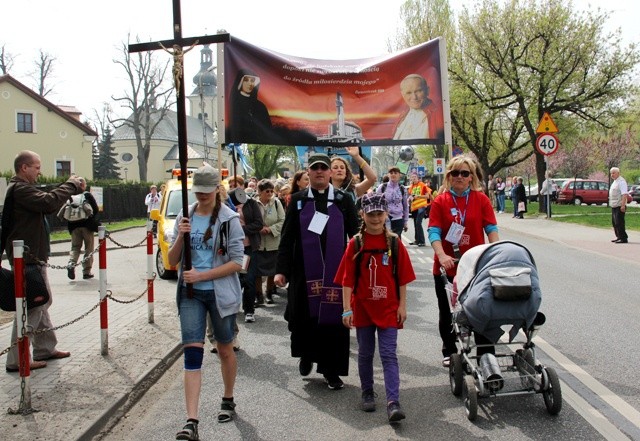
[{"x1": 244, "y1": 313, "x2": 255, "y2": 323}]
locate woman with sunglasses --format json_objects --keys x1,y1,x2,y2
[
  {"x1": 330, "y1": 146, "x2": 377, "y2": 202},
  {"x1": 427, "y1": 156, "x2": 499, "y2": 368}
]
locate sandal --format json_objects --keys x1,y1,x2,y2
[
  {"x1": 217, "y1": 399, "x2": 236, "y2": 423},
  {"x1": 176, "y1": 420, "x2": 199, "y2": 440}
]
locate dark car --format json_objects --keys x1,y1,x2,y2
[{"x1": 630, "y1": 185, "x2": 640, "y2": 203}]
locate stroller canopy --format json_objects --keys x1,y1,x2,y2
[{"x1": 457, "y1": 241, "x2": 542, "y2": 343}]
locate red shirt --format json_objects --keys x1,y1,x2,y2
[
  {"x1": 334, "y1": 232, "x2": 416, "y2": 329},
  {"x1": 428, "y1": 190, "x2": 496, "y2": 276}
]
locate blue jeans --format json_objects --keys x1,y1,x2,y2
[
  {"x1": 497, "y1": 194, "x2": 505, "y2": 212},
  {"x1": 356, "y1": 326, "x2": 400, "y2": 403},
  {"x1": 178, "y1": 287, "x2": 236, "y2": 345},
  {"x1": 412, "y1": 208, "x2": 426, "y2": 244}
]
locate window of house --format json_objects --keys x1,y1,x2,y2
[
  {"x1": 121, "y1": 152, "x2": 134, "y2": 163},
  {"x1": 17, "y1": 112, "x2": 34, "y2": 133},
  {"x1": 56, "y1": 161, "x2": 71, "y2": 177}
]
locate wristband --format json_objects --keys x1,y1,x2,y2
[
  {"x1": 341, "y1": 310, "x2": 353, "y2": 317},
  {"x1": 359, "y1": 160, "x2": 367, "y2": 168}
]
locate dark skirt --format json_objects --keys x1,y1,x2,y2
[{"x1": 255, "y1": 250, "x2": 278, "y2": 276}]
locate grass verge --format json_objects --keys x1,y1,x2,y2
[
  {"x1": 506, "y1": 201, "x2": 640, "y2": 231},
  {"x1": 51, "y1": 218, "x2": 148, "y2": 242}
]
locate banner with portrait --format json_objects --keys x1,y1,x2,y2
[{"x1": 221, "y1": 37, "x2": 448, "y2": 147}]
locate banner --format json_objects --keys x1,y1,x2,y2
[{"x1": 222, "y1": 37, "x2": 447, "y2": 147}]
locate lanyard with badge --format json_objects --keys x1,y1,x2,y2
[{"x1": 444, "y1": 191, "x2": 468, "y2": 245}]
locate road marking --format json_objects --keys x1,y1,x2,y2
[
  {"x1": 559, "y1": 381, "x2": 632, "y2": 441},
  {"x1": 535, "y1": 336, "x2": 639, "y2": 437}
]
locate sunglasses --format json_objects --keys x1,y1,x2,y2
[
  {"x1": 310, "y1": 163, "x2": 329, "y2": 171},
  {"x1": 450, "y1": 170, "x2": 471, "y2": 178}
]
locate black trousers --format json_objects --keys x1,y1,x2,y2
[{"x1": 612, "y1": 207, "x2": 628, "y2": 241}]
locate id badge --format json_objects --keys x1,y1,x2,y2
[
  {"x1": 381, "y1": 253, "x2": 389, "y2": 266},
  {"x1": 308, "y1": 211, "x2": 329, "y2": 234},
  {"x1": 445, "y1": 222, "x2": 465, "y2": 245}
]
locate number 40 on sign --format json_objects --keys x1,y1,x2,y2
[{"x1": 535, "y1": 133, "x2": 559, "y2": 156}]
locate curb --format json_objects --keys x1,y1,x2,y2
[{"x1": 76, "y1": 342, "x2": 183, "y2": 441}]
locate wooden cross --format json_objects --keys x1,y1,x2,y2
[{"x1": 128, "y1": 0, "x2": 229, "y2": 293}]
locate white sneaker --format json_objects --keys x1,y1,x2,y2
[{"x1": 244, "y1": 313, "x2": 255, "y2": 323}]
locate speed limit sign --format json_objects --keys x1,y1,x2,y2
[{"x1": 535, "y1": 133, "x2": 559, "y2": 156}]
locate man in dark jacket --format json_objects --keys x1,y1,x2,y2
[
  {"x1": 2, "y1": 150, "x2": 82, "y2": 372},
  {"x1": 275, "y1": 154, "x2": 359, "y2": 390},
  {"x1": 66, "y1": 178, "x2": 100, "y2": 280}
]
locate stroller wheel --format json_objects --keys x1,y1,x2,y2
[
  {"x1": 542, "y1": 367, "x2": 562, "y2": 415},
  {"x1": 462, "y1": 375, "x2": 478, "y2": 421},
  {"x1": 449, "y1": 353, "x2": 464, "y2": 396}
]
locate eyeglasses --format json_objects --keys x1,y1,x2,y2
[
  {"x1": 310, "y1": 164, "x2": 329, "y2": 171},
  {"x1": 450, "y1": 170, "x2": 471, "y2": 178}
]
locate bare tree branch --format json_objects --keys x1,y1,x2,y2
[{"x1": 110, "y1": 35, "x2": 173, "y2": 181}]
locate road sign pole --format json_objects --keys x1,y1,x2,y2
[{"x1": 545, "y1": 156, "x2": 552, "y2": 219}]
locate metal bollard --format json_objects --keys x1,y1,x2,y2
[
  {"x1": 13, "y1": 240, "x2": 32, "y2": 409},
  {"x1": 98, "y1": 226, "x2": 108, "y2": 355},
  {"x1": 146, "y1": 224, "x2": 154, "y2": 323},
  {"x1": 479, "y1": 353, "x2": 504, "y2": 393}
]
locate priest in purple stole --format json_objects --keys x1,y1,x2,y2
[{"x1": 275, "y1": 153, "x2": 359, "y2": 390}]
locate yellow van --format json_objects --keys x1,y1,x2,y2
[{"x1": 150, "y1": 170, "x2": 196, "y2": 279}]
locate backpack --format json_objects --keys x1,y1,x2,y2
[
  {"x1": 352, "y1": 232, "x2": 400, "y2": 298},
  {"x1": 380, "y1": 182, "x2": 406, "y2": 197},
  {"x1": 58, "y1": 193, "x2": 93, "y2": 222}
]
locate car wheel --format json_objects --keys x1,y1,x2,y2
[
  {"x1": 573, "y1": 197, "x2": 583, "y2": 205},
  {"x1": 156, "y1": 249, "x2": 177, "y2": 280}
]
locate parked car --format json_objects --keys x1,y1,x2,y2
[
  {"x1": 556, "y1": 179, "x2": 609, "y2": 205},
  {"x1": 149, "y1": 170, "x2": 196, "y2": 279},
  {"x1": 630, "y1": 185, "x2": 640, "y2": 203}
]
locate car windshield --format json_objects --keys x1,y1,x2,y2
[{"x1": 166, "y1": 189, "x2": 197, "y2": 218}]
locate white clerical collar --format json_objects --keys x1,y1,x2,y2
[{"x1": 307, "y1": 184, "x2": 335, "y2": 205}]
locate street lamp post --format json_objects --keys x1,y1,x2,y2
[{"x1": 124, "y1": 167, "x2": 128, "y2": 181}]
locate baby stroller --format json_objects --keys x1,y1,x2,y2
[{"x1": 443, "y1": 241, "x2": 562, "y2": 421}]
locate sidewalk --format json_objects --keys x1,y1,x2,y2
[
  {"x1": 0, "y1": 227, "x2": 182, "y2": 441},
  {"x1": 496, "y1": 211, "x2": 639, "y2": 264},
  {"x1": 0, "y1": 216, "x2": 638, "y2": 440}
]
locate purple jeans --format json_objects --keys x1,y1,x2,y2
[{"x1": 356, "y1": 326, "x2": 400, "y2": 403}]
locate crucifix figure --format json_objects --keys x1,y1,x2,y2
[
  {"x1": 159, "y1": 41, "x2": 197, "y2": 97},
  {"x1": 128, "y1": 0, "x2": 229, "y2": 293}
]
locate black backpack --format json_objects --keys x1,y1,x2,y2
[{"x1": 352, "y1": 232, "x2": 400, "y2": 298}]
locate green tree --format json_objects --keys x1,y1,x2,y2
[
  {"x1": 94, "y1": 124, "x2": 120, "y2": 180},
  {"x1": 394, "y1": 0, "x2": 639, "y2": 210},
  {"x1": 455, "y1": 0, "x2": 638, "y2": 208},
  {"x1": 247, "y1": 145, "x2": 297, "y2": 179}
]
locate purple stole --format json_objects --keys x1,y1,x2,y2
[{"x1": 299, "y1": 185, "x2": 344, "y2": 325}]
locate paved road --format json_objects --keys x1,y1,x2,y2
[{"x1": 0, "y1": 213, "x2": 638, "y2": 440}]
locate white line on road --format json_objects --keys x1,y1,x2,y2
[
  {"x1": 535, "y1": 336, "x2": 638, "y2": 439},
  {"x1": 559, "y1": 380, "x2": 631, "y2": 441}
]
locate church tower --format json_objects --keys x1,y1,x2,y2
[{"x1": 188, "y1": 44, "x2": 217, "y2": 131}]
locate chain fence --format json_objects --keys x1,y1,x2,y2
[
  {"x1": 4, "y1": 228, "x2": 153, "y2": 415},
  {"x1": 2, "y1": 228, "x2": 153, "y2": 359}
]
